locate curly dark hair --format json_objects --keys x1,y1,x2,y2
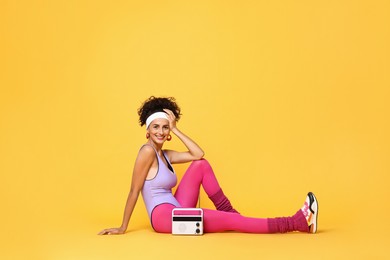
[{"x1": 137, "y1": 96, "x2": 181, "y2": 126}]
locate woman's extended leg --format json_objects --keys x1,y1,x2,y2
[
  {"x1": 151, "y1": 204, "x2": 309, "y2": 234},
  {"x1": 174, "y1": 159, "x2": 239, "y2": 213}
]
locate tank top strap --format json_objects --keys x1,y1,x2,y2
[
  {"x1": 141, "y1": 144, "x2": 174, "y2": 173},
  {"x1": 140, "y1": 144, "x2": 161, "y2": 162}
]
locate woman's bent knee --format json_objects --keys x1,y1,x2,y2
[{"x1": 190, "y1": 158, "x2": 210, "y2": 168}]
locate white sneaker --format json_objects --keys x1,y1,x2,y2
[{"x1": 301, "y1": 192, "x2": 318, "y2": 233}]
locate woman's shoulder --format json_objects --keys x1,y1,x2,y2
[{"x1": 138, "y1": 144, "x2": 156, "y2": 156}]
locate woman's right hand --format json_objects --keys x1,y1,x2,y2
[{"x1": 98, "y1": 227, "x2": 126, "y2": 235}]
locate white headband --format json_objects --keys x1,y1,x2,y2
[{"x1": 146, "y1": 112, "x2": 169, "y2": 128}]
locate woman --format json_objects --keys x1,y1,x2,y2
[{"x1": 98, "y1": 96, "x2": 318, "y2": 235}]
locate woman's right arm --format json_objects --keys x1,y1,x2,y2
[{"x1": 98, "y1": 145, "x2": 155, "y2": 235}]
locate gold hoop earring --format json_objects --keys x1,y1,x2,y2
[{"x1": 167, "y1": 135, "x2": 172, "y2": 141}]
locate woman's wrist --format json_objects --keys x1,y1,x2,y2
[
  {"x1": 119, "y1": 225, "x2": 127, "y2": 232},
  {"x1": 171, "y1": 127, "x2": 179, "y2": 135}
]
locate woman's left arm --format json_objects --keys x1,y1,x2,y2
[{"x1": 164, "y1": 109, "x2": 204, "y2": 164}]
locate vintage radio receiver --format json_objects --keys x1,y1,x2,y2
[{"x1": 172, "y1": 208, "x2": 203, "y2": 235}]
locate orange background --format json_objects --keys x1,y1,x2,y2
[{"x1": 1, "y1": 1, "x2": 389, "y2": 259}]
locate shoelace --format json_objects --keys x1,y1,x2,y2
[
  {"x1": 302, "y1": 202, "x2": 310, "y2": 217},
  {"x1": 302, "y1": 201, "x2": 313, "y2": 224}
]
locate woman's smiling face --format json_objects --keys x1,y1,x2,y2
[{"x1": 147, "y1": 118, "x2": 170, "y2": 144}]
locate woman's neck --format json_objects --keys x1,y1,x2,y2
[{"x1": 147, "y1": 140, "x2": 163, "y2": 153}]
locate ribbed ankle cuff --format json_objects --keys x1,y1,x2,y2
[
  {"x1": 267, "y1": 210, "x2": 309, "y2": 233},
  {"x1": 293, "y1": 209, "x2": 310, "y2": 233},
  {"x1": 209, "y1": 189, "x2": 239, "y2": 214},
  {"x1": 267, "y1": 218, "x2": 279, "y2": 233}
]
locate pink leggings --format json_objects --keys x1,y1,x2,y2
[{"x1": 151, "y1": 159, "x2": 307, "y2": 233}]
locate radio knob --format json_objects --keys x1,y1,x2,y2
[
  {"x1": 196, "y1": 229, "x2": 200, "y2": 234},
  {"x1": 196, "y1": 222, "x2": 200, "y2": 227}
]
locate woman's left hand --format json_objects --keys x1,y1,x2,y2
[
  {"x1": 163, "y1": 109, "x2": 177, "y2": 130},
  {"x1": 98, "y1": 227, "x2": 126, "y2": 235}
]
